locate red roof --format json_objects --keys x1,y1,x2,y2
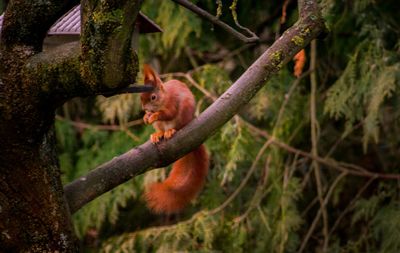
[{"x1": 0, "y1": 5, "x2": 162, "y2": 35}]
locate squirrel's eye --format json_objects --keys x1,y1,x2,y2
[{"x1": 151, "y1": 94, "x2": 157, "y2": 101}]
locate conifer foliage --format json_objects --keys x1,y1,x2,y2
[{"x1": 55, "y1": 0, "x2": 400, "y2": 251}]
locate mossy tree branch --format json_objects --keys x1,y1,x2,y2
[
  {"x1": 80, "y1": 0, "x2": 141, "y2": 91},
  {"x1": 23, "y1": 42, "x2": 86, "y2": 105},
  {"x1": 4, "y1": 1, "x2": 142, "y2": 108},
  {"x1": 64, "y1": 0, "x2": 326, "y2": 214},
  {"x1": 1, "y1": 0, "x2": 142, "y2": 134}
]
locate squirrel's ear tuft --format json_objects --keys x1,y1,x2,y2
[{"x1": 143, "y1": 64, "x2": 163, "y2": 88}]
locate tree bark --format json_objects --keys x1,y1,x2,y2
[
  {"x1": 0, "y1": 0, "x2": 141, "y2": 251},
  {"x1": 0, "y1": 127, "x2": 78, "y2": 252}
]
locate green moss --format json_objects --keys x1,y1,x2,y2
[
  {"x1": 292, "y1": 36, "x2": 304, "y2": 46},
  {"x1": 300, "y1": 27, "x2": 311, "y2": 37},
  {"x1": 270, "y1": 50, "x2": 283, "y2": 63},
  {"x1": 34, "y1": 57, "x2": 82, "y2": 96},
  {"x1": 92, "y1": 9, "x2": 124, "y2": 34},
  {"x1": 126, "y1": 51, "x2": 139, "y2": 83},
  {"x1": 80, "y1": 8, "x2": 128, "y2": 88},
  {"x1": 266, "y1": 50, "x2": 284, "y2": 72}
]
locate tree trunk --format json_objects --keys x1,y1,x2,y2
[
  {"x1": 0, "y1": 0, "x2": 141, "y2": 251},
  {"x1": 0, "y1": 47, "x2": 77, "y2": 250},
  {"x1": 0, "y1": 128, "x2": 77, "y2": 251}
]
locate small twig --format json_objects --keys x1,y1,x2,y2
[
  {"x1": 324, "y1": 121, "x2": 363, "y2": 157},
  {"x1": 233, "y1": 155, "x2": 272, "y2": 224},
  {"x1": 171, "y1": 0, "x2": 259, "y2": 43},
  {"x1": 273, "y1": 70, "x2": 311, "y2": 132},
  {"x1": 209, "y1": 138, "x2": 273, "y2": 215},
  {"x1": 184, "y1": 47, "x2": 199, "y2": 69},
  {"x1": 338, "y1": 161, "x2": 370, "y2": 174},
  {"x1": 160, "y1": 72, "x2": 217, "y2": 101},
  {"x1": 298, "y1": 172, "x2": 348, "y2": 253},
  {"x1": 229, "y1": 0, "x2": 258, "y2": 38},
  {"x1": 309, "y1": 39, "x2": 329, "y2": 251},
  {"x1": 221, "y1": 44, "x2": 253, "y2": 63},
  {"x1": 190, "y1": 44, "x2": 253, "y2": 63},
  {"x1": 288, "y1": 120, "x2": 306, "y2": 143},
  {"x1": 289, "y1": 153, "x2": 300, "y2": 179},
  {"x1": 257, "y1": 206, "x2": 271, "y2": 232},
  {"x1": 300, "y1": 161, "x2": 313, "y2": 190},
  {"x1": 236, "y1": 53, "x2": 248, "y2": 69},
  {"x1": 301, "y1": 195, "x2": 319, "y2": 217},
  {"x1": 242, "y1": 120, "x2": 400, "y2": 180},
  {"x1": 56, "y1": 115, "x2": 143, "y2": 131},
  {"x1": 328, "y1": 176, "x2": 376, "y2": 236},
  {"x1": 122, "y1": 127, "x2": 141, "y2": 142},
  {"x1": 279, "y1": 162, "x2": 294, "y2": 252}
]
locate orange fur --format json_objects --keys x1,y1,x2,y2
[
  {"x1": 141, "y1": 64, "x2": 209, "y2": 214},
  {"x1": 145, "y1": 145, "x2": 209, "y2": 214}
]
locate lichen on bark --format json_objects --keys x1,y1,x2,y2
[{"x1": 80, "y1": 1, "x2": 141, "y2": 91}]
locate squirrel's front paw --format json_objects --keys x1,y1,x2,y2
[
  {"x1": 150, "y1": 131, "x2": 164, "y2": 143},
  {"x1": 143, "y1": 112, "x2": 152, "y2": 124},
  {"x1": 147, "y1": 112, "x2": 160, "y2": 124},
  {"x1": 164, "y1": 129, "x2": 176, "y2": 139}
]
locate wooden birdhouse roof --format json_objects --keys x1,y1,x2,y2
[{"x1": 0, "y1": 5, "x2": 162, "y2": 36}]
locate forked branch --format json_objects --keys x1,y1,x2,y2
[{"x1": 171, "y1": 0, "x2": 259, "y2": 43}]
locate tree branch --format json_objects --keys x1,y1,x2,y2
[
  {"x1": 1, "y1": 1, "x2": 144, "y2": 111},
  {"x1": 22, "y1": 1, "x2": 143, "y2": 105},
  {"x1": 22, "y1": 42, "x2": 87, "y2": 104},
  {"x1": 22, "y1": 42, "x2": 151, "y2": 106},
  {"x1": 64, "y1": 0, "x2": 326, "y2": 214},
  {"x1": 80, "y1": 0, "x2": 141, "y2": 90},
  {"x1": 171, "y1": 0, "x2": 259, "y2": 43},
  {"x1": 55, "y1": 116, "x2": 144, "y2": 131}
]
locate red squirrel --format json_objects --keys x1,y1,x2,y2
[{"x1": 140, "y1": 64, "x2": 209, "y2": 214}]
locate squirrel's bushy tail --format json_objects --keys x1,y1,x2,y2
[{"x1": 145, "y1": 145, "x2": 209, "y2": 214}]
